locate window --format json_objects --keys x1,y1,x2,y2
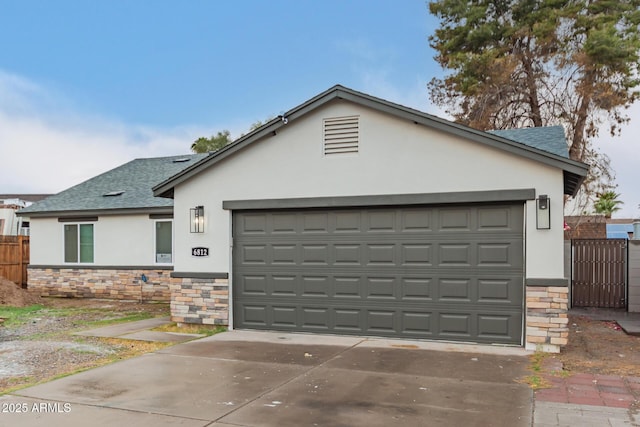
[
  {"x1": 64, "y1": 224, "x2": 94, "y2": 263},
  {"x1": 155, "y1": 220, "x2": 173, "y2": 263}
]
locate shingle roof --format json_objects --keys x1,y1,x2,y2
[
  {"x1": 19, "y1": 154, "x2": 208, "y2": 217},
  {"x1": 488, "y1": 126, "x2": 569, "y2": 158}
]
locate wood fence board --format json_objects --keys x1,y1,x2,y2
[{"x1": 0, "y1": 236, "x2": 30, "y2": 286}]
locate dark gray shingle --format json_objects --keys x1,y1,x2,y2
[
  {"x1": 20, "y1": 154, "x2": 208, "y2": 215},
  {"x1": 488, "y1": 126, "x2": 569, "y2": 158}
]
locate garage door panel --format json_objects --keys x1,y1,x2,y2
[
  {"x1": 401, "y1": 278, "x2": 433, "y2": 300},
  {"x1": 439, "y1": 209, "x2": 471, "y2": 231},
  {"x1": 271, "y1": 244, "x2": 297, "y2": 264},
  {"x1": 366, "y1": 244, "x2": 396, "y2": 265},
  {"x1": 272, "y1": 213, "x2": 298, "y2": 234},
  {"x1": 334, "y1": 244, "x2": 362, "y2": 265},
  {"x1": 334, "y1": 276, "x2": 362, "y2": 297},
  {"x1": 302, "y1": 213, "x2": 329, "y2": 233},
  {"x1": 233, "y1": 204, "x2": 524, "y2": 345},
  {"x1": 239, "y1": 275, "x2": 268, "y2": 295},
  {"x1": 366, "y1": 310, "x2": 396, "y2": 333},
  {"x1": 272, "y1": 306, "x2": 297, "y2": 328},
  {"x1": 240, "y1": 245, "x2": 268, "y2": 264},
  {"x1": 439, "y1": 313, "x2": 472, "y2": 337},
  {"x1": 334, "y1": 211, "x2": 362, "y2": 232},
  {"x1": 240, "y1": 214, "x2": 268, "y2": 234},
  {"x1": 240, "y1": 305, "x2": 268, "y2": 326},
  {"x1": 477, "y1": 279, "x2": 521, "y2": 303},
  {"x1": 439, "y1": 244, "x2": 472, "y2": 266},
  {"x1": 334, "y1": 309, "x2": 362, "y2": 331},
  {"x1": 478, "y1": 207, "x2": 511, "y2": 229},
  {"x1": 367, "y1": 211, "x2": 397, "y2": 232},
  {"x1": 401, "y1": 210, "x2": 433, "y2": 232},
  {"x1": 401, "y1": 312, "x2": 433, "y2": 336},
  {"x1": 301, "y1": 245, "x2": 329, "y2": 265},
  {"x1": 439, "y1": 279, "x2": 472, "y2": 301},
  {"x1": 401, "y1": 244, "x2": 433, "y2": 266},
  {"x1": 271, "y1": 275, "x2": 297, "y2": 296},
  {"x1": 366, "y1": 277, "x2": 396, "y2": 299},
  {"x1": 302, "y1": 307, "x2": 331, "y2": 330},
  {"x1": 301, "y1": 276, "x2": 330, "y2": 297}
]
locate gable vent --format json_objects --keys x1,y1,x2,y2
[{"x1": 323, "y1": 116, "x2": 359, "y2": 155}]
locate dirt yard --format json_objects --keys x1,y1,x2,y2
[
  {"x1": 0, "y1": 279, "x2": 171, "y2": 393},
  {"x1": 555, "y1": 314, "x2": 640, "y2": 377}
]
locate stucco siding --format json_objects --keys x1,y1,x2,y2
[
  {"x1": 173, "y1": 99, "x2": 565, "y2": 278},
  {"x1": 29, "y1": 214, "x2": 171, "y2": 267}
]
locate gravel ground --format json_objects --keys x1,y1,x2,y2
[{"x1": 0, "y1": 298, "x2": 170, "y2": 393}]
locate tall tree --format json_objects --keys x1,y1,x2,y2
[
  {"x1": 428, "y1": 0, "x2": 640, "y2": 203},
  {"x1": 190, "y1": 130, "x2": 231, "y2": 153},
  {"x1": 594, "y1": 191, "x2": 624, "y2": 217}
]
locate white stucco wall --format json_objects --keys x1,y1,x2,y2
[
  {"x1": 172, "y1": 99, "x2": 566, "y2": 279},
  {"x1": 30, "y1": 214, "x2": 173, "y2": 267}
]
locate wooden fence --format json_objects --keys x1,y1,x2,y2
[
  {"x1": 0, "y1": 236, "x2": 30, "y2": 287},
  {"x1": 572, "y1": 239, "x2": 627, "y2": 308}
]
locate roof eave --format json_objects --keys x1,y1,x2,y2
[{"x1": 17, "y1": 206, "x2": 174, "y2": 218}]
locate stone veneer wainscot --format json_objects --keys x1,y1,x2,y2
[
  {"x1": 169, "y1": 276, "x2": 229, "y2": 326},
  {"x1": 27, "y1": 266, "x2": 173, "y2": 302},
  {"x1": 525, "y1": 282, "x2": 569, "y2": 353}
]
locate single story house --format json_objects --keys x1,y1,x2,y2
[
  {"x1": 22, "y1": 85, "x2": 588, "y2": 352},
  {"x1": 17, "y1": 154, "x2": 206, "y2": 301},
  {"x1": 153, "y1": 85, "x2": 588, "y2": 352}
]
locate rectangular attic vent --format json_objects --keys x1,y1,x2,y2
[
  {"x1": 323, "y1": 116, "x2": 359, "y2": 155},
  {"x1": 103, "y1": 190, "x2": 124, "y2": 197}
]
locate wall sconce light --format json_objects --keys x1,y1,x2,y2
[
  {"x1": 190, "y1": 205, "x2": 204, "y2": 233},
  {"x1": 536, "y1": 195, "x2": 550, "y2": 230}
]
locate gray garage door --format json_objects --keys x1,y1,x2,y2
[{"x1": 232, "y1": 204, "x2": 524, "y2": 344}]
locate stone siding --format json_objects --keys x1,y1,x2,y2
[
  {"x1": 28, "y1": 267, "x2": 172, "y2": 301},
  {"x1": 170, "y1": 277, "x2": 229, "y2": 325},
  {"x1": 525, "y1": 285, "x2": 569, "y2": 353}
]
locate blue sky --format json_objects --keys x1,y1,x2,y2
[{"x1": 0, "y1": 1, "x2": 638, "y2": 217}]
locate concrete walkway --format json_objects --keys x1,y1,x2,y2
[{"x1": 73, "y1": 316, "x2": 205, "y2": 343}]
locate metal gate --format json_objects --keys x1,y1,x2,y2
[{"x1": 572, "y1": 239, "x2": 627, "y2": 308}]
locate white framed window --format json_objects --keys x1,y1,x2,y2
[
  {"x1": 64, "y1": 223, "x2": 94, "y2": 263},
  {"x1": 155, "y1": 220, "x2": 173, "y2": 264}
]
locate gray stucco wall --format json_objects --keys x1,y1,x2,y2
[{"x1": 629, "y1": 241, "x2": 640, "y2": 313}]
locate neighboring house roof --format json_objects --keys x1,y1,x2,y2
[
  {"x1": 153, "y1": 85, "x2": 589, "y2": 199},
  {"x1": 18, "y1": 154, "x2": 208, "y2": 218},
  {"x1": 0, "y1": 194, "x2": 52, "y2": 203},
  {"x1": 606, "y1": 223, "x2": 634, "y2": 239},
  {"x1": 488, "y1": 126, "x2": 569, "y2": 158}
]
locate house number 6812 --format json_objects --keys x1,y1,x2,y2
[{"x1": 191, "y1": 247, "x2": 209, "y2": 257}]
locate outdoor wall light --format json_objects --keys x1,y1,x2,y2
[
  {"x1": 536, "y1": 195, "x2": 550, "y2": 230},
  {"x1": 190, "y1": 205, "x2": 204, "y2": 233}
]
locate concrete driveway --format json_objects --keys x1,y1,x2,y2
[{"x1": 2, "y1": 331, "x2": 533, "y2": 426}]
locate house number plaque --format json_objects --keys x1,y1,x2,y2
[{"x1": 191, "y1": 247, "x2": 209, "y2": 257}]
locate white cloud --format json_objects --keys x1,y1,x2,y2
[
  {"x1": 0, "y1": 70, "x2": 225, "y2": 194},
  {"x1": 595, "y1": 102, "x2": 640, "y2": 219}
]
